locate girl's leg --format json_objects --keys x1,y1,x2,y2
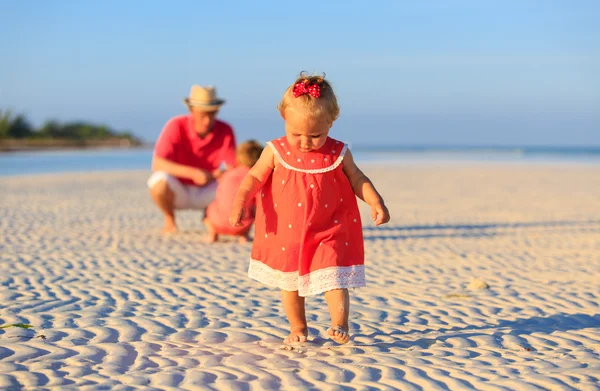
[
  {"x1": 202, "y1": 217, "x2": 218, "y2": 243},
  {"x1": 281, "y1": 290, "x2": 308, "y2": 343},
  {"x1": 236, "y1": 228, "x2": 252, "y2": 244},
  {"x1": 324, "y1": 288, "x2": 351, "y2": 344}
]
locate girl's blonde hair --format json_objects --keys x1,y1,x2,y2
[
  {"x1": 277, "y1": 72, "x2": 340, "y2": 124},
  {"x1": 236, "y1": 140, "x2": 264, "y2": 168}
]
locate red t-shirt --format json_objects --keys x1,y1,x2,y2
[{"x1": 154, "y1": 115, "x2": 236, "y2": 185}]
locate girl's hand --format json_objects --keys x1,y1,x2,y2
[
  {"x1": 371, "y1": 203, "x2": 390, "y2": 226},
  {"x1": 229, "y1": 205, "x2": 246, "y2": 227},
  {"x1": 212, "y1": 167, "x2": 225, "y2": 180}
]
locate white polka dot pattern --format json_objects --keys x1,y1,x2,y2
[{"x1": 251, "y1": 137, "x2": 364, "y2": 296}]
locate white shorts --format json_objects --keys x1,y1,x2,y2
[{"x1": 147, "y1": 171, "x2": 217, "y2": 210}]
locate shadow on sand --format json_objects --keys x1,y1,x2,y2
[
  {"x1": 362, "y1": 219, "x2": 600, "y2": 241},
  {"x1": 351, "y1": 313, "x2": 600, "y2": 352}
]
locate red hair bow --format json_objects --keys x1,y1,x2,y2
[{"x1": 293, "y1": 81, "x2": 321, "y2": 98}]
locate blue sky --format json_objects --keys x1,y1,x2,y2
[{"x1": 1, "y1": 1, "x2": 598, "y2": 146}]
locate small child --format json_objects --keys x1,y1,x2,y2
[
  {"x1": 230, "y1": 73, "x2": 390, "y2": 344},
  {"x1": 204, "y1": 140, "x2": 264, "y2": 243}
]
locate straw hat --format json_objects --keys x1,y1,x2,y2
[{"x1": 183, "y1": 85, "x2": 225, "y2": 111}]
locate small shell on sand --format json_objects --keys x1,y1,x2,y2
[
  {"x1": 468, "y1": 278, "x2": 490, "y2": 290},
  {"x1": 280, "y1": 345, "x2": 306, "y2": 353}
]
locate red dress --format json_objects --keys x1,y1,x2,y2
[
  {"x1": 249, "y1": 137, "x2": 365, "y2": 296},
  {"x1": 206, "y1": 166, "x2": 255, "y2": 235}
]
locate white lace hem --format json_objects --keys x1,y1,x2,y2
[
  {"x1": 267, "y1": 142, "x2": 348, "y2": 174},
  {"x1": 248, "y1": 259, "x2": 365, "y2": 296}
]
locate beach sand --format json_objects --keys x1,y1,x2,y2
[{"x1": 1, "y1": 164, "x2": 599, "y2": 390}]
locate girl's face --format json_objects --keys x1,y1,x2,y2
[{"x1": 284, "y1": 108, "x2": 331, "y2": 152}]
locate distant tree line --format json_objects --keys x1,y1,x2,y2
[{"x1": 0, "y1": 109, "x2": 142, "y2": 145}]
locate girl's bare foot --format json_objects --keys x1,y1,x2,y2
[
  {"x1": 324, "y1": 289, "x2": 350, "y2": 344},
  {"x1": 327, "y1": 326, "x2": 350, "y2": 344},
  {"x1": 237, "y1": 234, "x2": 250, "y2": 244},
  {"x1": 284, "y1": 326, "x2": 308, "y2": 344},
  {"x1": 203, "y1": 232, "x2": 218, "y2": 243},
  {"x1": 202, "y1": 218, "x2": 217, "y2": 242},
  {"x1": 162, "y1": 222, "x2": 177, "y2": 234},
  {"x1": 281, "y1": 290, "x2": 307, "y2": 344}
]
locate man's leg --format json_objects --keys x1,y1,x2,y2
[{"x1": 149, "y1": 178, "x2": 177, "y2": 233}]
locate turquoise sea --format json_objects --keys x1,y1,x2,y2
[{"x1": 1, "y1": 146, "x2": 599, "y2": 176}]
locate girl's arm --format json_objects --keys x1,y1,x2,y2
[
  {"x1": 342, "y1": 149, "x2": 391, "y2": 226},
  {"x1": 229, "y1": 147, "x2": 275, "y2": 226}
]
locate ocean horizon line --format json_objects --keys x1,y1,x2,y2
[
  {"x1": 2, "y1": 142, "x2": 600, "y2": 155},
  {"x1": 350, "y1": 144, "x2": 600, "y2": 154}
]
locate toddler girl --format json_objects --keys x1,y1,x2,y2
[
  {"x1": 230, "y1": 73, "x2": 390, "y2": 344},
  {"x1": 204, "y1": 140, "x2": 263, "y2": 243}
]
